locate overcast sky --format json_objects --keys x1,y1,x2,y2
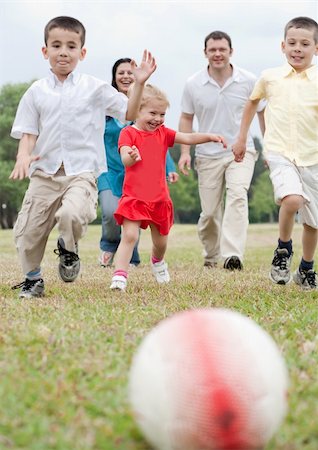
[{"x1": 1, "y1": 0, "x2": 317, "y2": 135}]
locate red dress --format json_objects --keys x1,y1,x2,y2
[{"x1": 114, "y1": 125, "x2": 176, "y2": 235}]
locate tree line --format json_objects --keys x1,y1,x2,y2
[{"x1": 0, "y1": 82, "x2": 278, "y2": 229}]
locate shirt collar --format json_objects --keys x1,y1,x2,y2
[
  {"x1": 48, "y1": 69, "x2": 80, "y2": 87},
  {"x1": 282, "y1": 63, "x2": 317, "y2": 80},
  {"x1": 201, "y1": 63, "x2": 240, "y2": 85}
]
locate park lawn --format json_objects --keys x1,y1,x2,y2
[{"x1": 0, "y1": 223, "x2": 317, "y2": 450}]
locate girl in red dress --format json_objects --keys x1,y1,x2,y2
[{"x1": 110, "y1": 85, "x2": 227, "y2": 290}]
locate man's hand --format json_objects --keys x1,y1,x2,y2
[{"x1": 178, "y1": 153, "x2": 191, "y2": 176}]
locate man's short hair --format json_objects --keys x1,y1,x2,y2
[
  {"x1": 204, "y1": 31, "x2": 232, "y2": 50},
  {"x1": 44, "y1": 16, "x2": 86, "y2": 47},
  {"x1": 284, "y1": 16, "x2": 318, "y2": 44}
]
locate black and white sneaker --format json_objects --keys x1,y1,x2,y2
[
  {"x1": 224, "y1": 256, "x2": 243, "y2": 271},
  {"x1": 293, "y1": 267, "x2": 317, "y2": 290},
  {"x1": 269, "y1": 248, "x2": 293, "y2": 285},
  {"x1": 12, "y1": 278, "x2": 45, "y2": 298},
  {"x1": 54, "y1": 238, "x2": 80, "y2": 282}
]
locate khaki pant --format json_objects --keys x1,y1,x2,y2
[
  {"x1": 14, "y1": 169, "x2": 97, "y2": 275},
  {"x1": 195, "y1": 152, "x2": 256, "y2": 264}
]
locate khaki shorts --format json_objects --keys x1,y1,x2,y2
[{"x1": 267, "y1": 153, "x2": 318, "y2": 229}]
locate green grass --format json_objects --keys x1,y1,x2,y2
[{"x1": 0, "y1": 223, "x2": 318, "y2": 450}]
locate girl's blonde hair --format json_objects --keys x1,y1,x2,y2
[{"x1": 140, "y1": 84, "x2": 170, "y2": 109}]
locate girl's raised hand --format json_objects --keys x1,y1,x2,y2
[{"x1": 130, "y1": 50, "x2": 157, "y2": 85}]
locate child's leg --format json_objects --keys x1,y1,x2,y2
[
  {"x1": 278, "y1": 194, "x2": 304, "y2": 242},
  {"x1": 293, "y1": 224, "x2": 318, "y2": 290},
  {"x1": 110, "y1": 219, "x2": 140, "y2": 291},
  {"x1": 149, "y1": 224, "x2": 170, "y2": 283},
  {"x1": 270, "y1": 194, "x2": 304, "y2": 285},
  {"x1": 149, "y1": 223, "x2": 168, "y2": 261},
  {"x1": 301, "y1": 224, "x2": 318, "y2": 264},
  {"x1": 114, "y1": 219, "x2": 141, "y2": 272},
  {"x1": 56, "y1": 173, "x2": 97, "y2": 252}
]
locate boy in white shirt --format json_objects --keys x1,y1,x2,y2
[
  {"x1": 233, "y1": 16, "x2": 318, "y2": 290},
  {"x1": 10, "y1": 16, "x2": 156, "y2": 298}
]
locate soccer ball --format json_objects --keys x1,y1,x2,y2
[{"x1": 128, "y1": 308, "x2": 288, "y2": 450}]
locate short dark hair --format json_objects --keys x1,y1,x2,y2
[
  {"x1": 111, "y1": 58, "x2": 132, "y2": 91},
  {"x1": 44, "y1": 16, "x2": 86, "y2": 47},
  {"x1": 284, "y1": 16, "x2": 318, "y2": 43},
  {"x1": 204, "y1": 31, "x2": 232, "y2": 50}
]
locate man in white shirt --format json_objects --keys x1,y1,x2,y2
[
  {"x1": 178, "y1": 30, "x2": 265, "y2": 270},
  {"x1": 10, "y1": 16, "x2": 156, "y2": 298}
]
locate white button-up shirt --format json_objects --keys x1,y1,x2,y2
[
  {"x1": 11, "y1": 70, "x2": 128, "y2": 177},
  {"x1": 181, "y1": 65, "x2": 264, "y2": 158}
]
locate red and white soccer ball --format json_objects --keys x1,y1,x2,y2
[{"x1": 128, "y1": 308, "x2": 288, "y2": 450}]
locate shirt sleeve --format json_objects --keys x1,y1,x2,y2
[
  {"x1": 103, "y1": 83, "x2": 128, "y2": 123},
  {"x1": 250, "y1": 76, "x2": 267, "y2": 102},
  {"x1": 11, "y1": 86, "x2": 40, "y2": 139},
  {"x1": 165, "y1": 127, "x2": 177, "y2": 148},
  {"x1": 180, "y1": 81, "x2": 194, "y2": 115},
  {"x1": 118, "y1": 127, "x2": 133, "y2": 151}
]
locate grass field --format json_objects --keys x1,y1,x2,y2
[{"x1": 0, "y1": 223, "x2": 317, "y2": 450}]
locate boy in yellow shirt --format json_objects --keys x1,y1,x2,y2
[{"x1": 233, "y1": 16, "x2": 318, "y2": 289}]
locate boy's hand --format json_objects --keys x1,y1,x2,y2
[
  {"x1": 131, "y1": 50, "x2": 157, "y2": 84},
  {"x1": 210, "y1": 134, "x2": 227, "y2": 148},
  {"x1": 232, "y1": 141, "x2": 246, "y2": 163},
  {"x1": 128, "y1": 145, "x2": 142, "y2": 162},
  {"x1": 9, "y1": 154, "x2": 40, "y2": 180}
]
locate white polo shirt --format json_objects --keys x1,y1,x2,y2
[
  {"x1": 11, "y1": 70, "x2": 128, "y2": 177},
  {"x1": 181, "y1": 64, "x2": 264, "y2": 158}
]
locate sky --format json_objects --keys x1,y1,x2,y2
[{"x1": 0, "y1": 0, "x2": 317, "y2": 136}]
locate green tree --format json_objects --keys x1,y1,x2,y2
[
  {"x1": 249, "y1": 170, "x2": 278, "y2": 223},
  {"x1": 0, "y1": 82, "x2": 31, "y2": 228},
  {"x1": 0, "y1": 82, "x2": 31, "y2": 161}
]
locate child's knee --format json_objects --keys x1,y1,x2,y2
[{"x1": 281, "y1": 194, "x2": 304, "y2": 212}]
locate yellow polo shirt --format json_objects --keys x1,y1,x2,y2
[{"x1": 250, "y1": 64, "x2": 318, "y2": 166}]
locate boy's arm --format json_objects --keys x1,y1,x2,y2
[
  {"x1": 257, "y1": 108, "x2": 266, "y2": 137},
  {"x1": 126, "y1": 50, "x2": 157, "y2": 121},
  {"x1": 175, "y1": 131, "x2": 227, "y2": 148},
  {"x1": 9, "y1": 133, "x2": 38, "y2": 180},
  {"x1": 232, "y1": 99, "x2": 260, "y2": 162},
  {"x1": 120, "y1": 145, "x2": 142, "y2": 167},
  {"x1": 178, "y1": 112, "x2": 194, "y2": 176}
]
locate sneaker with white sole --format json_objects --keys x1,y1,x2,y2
[
  {"x1": 99, "y1": 251, "x2": 115, "y2": 267},
  {"x1": 269, "y1": 248, "x2": 293, "y2": 285},
  {"x1": 110, "y1": 275, "x2": 127, "y2": 291},
  {"x1": 54, "y1": 238, "x2": 80, "y2": 282},
  {"x1": 12, "y1": 278, "x2": 45, "y2": 298},
  {"x1": 151, "y1": 260, "x2": 170, "y2": 284},
  {"x1": 293, "y1": 267, "x2": 317, "y2": 290}
]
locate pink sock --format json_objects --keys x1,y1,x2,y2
[
  {"x1": 151, "y1": 256, "x2": 162, "y2": 264},
  {"x1": 113, "y1": 270, "x2": 128, "y2": 278}
]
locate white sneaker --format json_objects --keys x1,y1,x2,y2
[
  {"x1": 99, "y1": 251, "x2": 114, "y2": 267},
  {"x1": 110, "y1": 275, "x2": 127, "y2": 291},
  {"x1": 151, "y1": 260, "x2": 170, "y2": 284}
]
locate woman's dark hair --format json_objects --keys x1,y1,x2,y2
[{"x1": 111, "y1": 58, "x2": 132, "y2": 91}]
